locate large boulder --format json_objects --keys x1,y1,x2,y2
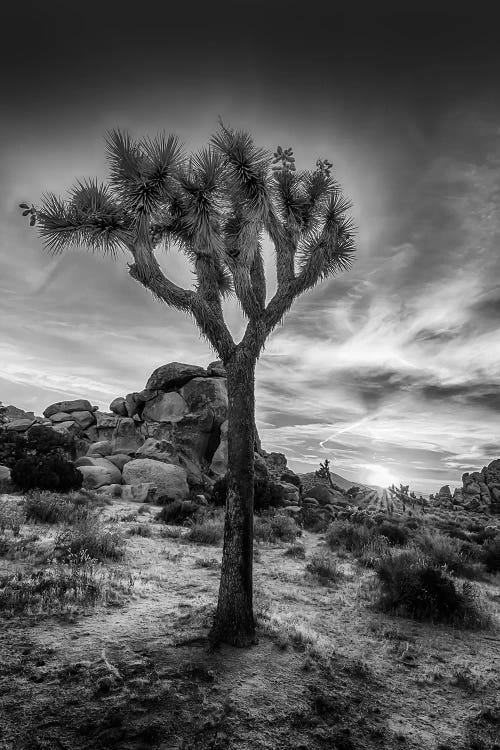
[
  {"x1": 141, "y1": 392, "x2": 188, "y2": 423},
  {"x1": 71, "y1": 410, "x2": 96, "y2": 430},
  {"x1": 122, "y1": 459, "x2": 189, "y2": 502},
  {"x1": 124, "y1": 392, "x2": 143, "y2": 419},
  {"x1": 84, "y1": 457, "x2": 122, "y2": 484},
  {"x1": 207, "y1": 360, "x2": 226, "y2": 377},
  {"x1": 180, "y1": 377, "x2": 228, "y2": 423},
  {"x1": 112, "y1": 417, "x2": 144, "y2": 454},
  {"x1": 5, "y1": 418, "x2": 36, "y2": 432},
  {"x1": 87, "y1": 440, "x2": 113, "y2": 457},
  {"x1": 95, "y1": 412, "x2": 120, "y2": 430},
  {"x1": 106, "y1": 453, "x2": 132, "y2": 471},
  {"x1": 49, "y1": 412, "x2": 73, "y2": 423},
  {"x1": 43, "y1": 399, "x2": 94, "y2": 418},
  {"x1": 145, "y1": 362, "x2": 207, "y2": 391},
  {"x1": 171, "y1": 410, "x2": 216, "y2": 462},
  {"x1": 135, "y1": 438, "x2": 178, "y2": 463},
  {"x1": 109, "y1": 397, "x2": 128, "y2": 417},
  {"x1": 77, "y1": 465, "x2": 118, "y2": 489}
]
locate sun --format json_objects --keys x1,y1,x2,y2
[{"x1": 366, "y1": 464, "x2": 397, "y2": 488}]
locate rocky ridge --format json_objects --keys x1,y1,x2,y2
[{"x1": 432, "y1": 459, "x2": 500, "y2": 513}]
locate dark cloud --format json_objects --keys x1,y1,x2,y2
[
  {"x1": 421, "y1": 383, "x2": 500, "y2": 412},
  {"x1": 413, "y1": 328, "x2": 462, "y2": 343}
]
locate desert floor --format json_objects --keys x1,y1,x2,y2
[{"x1": 0, "y1": 497, "x2": 499, "y2": 750}]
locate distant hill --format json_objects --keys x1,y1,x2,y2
[{"x1": 299, "y1": 470, "x2": 376, "y2": 493}]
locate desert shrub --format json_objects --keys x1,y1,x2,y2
[
  {"x1": 325, "y1": 519, "x2": 376, "y2": 555},
  {"x1": 0, "y1": 430, "x2": 27, "y2": 468},
  {"x1": 187, "y1": 517, "x2": 225, "y2": 545},
  {"x1": 128, "y1": 523, "x2": 153, "y2": 537},
  {"x1": 346, "y1": 485, "x2": 361, "y2": 499},
  {"x1": 471, "y1": 528, "x2": 499, "y2": 545},
  {"x1": 12, "y1": 454, "x2": 83, "y2": 493},
  {"x1": 55, "y1": 517, "x2": 125, "y2": 561},
  {"x1": 254, "y1": 513, "x2": 299, "y2": 543},
  {"x1": 0, "y1": 500, "x2": 25, "y2": 536},
  {"x1": 374, "y1": 550, "x2": 491, "y2": 628},
  {"x1": 306, "y1": 552, "x2": 343, "y2": 584},
  {"x1": 377, "y1": 520, "x2": 410, "y2": 546},
  {"x1": 482, "y1": 537, "x2": 500, "y2": 573},
  {"x1": 357, "y1": 535, "x2": 391, "y2": 568},
  {"x1": 436, "y1": 523, "x2": 471, "y2": 542},
  {"x1": 284, "y1": 542, "x2": 306, "y2": 559},
  {"x1": 413, "y1": 530, "x2": 481, "y2": 579},
  {"x1": 156, "y1": 499, "x2": 200, "y2": 525},
  {"x1": 25, "y1": 490, "x2": 94, "y2": 524},
  {"x1": 0, "y1": 552, "x2": 133, "y2": 618},
  {"x1": 194, "y1": 557, "x2": 221, "y2": 569},
  {"x1": 404, "y1": 517, "x2": 421, "y2": 531},
  {"x1": 25, "y1": 424, "x2": 79, "y2": 460}
]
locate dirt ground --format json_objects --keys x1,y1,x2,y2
[{"x1": 0, "y1": 497, "x2": 499, "y2": 750}]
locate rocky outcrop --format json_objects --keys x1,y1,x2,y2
[
  {"x1": 122, "y1": 459, "x2": 189, "y2": 503},
  {"x1": 146, "y1": 362, "x2": 207, "y2": 391},
  {"x1": 0, "y1": 402, "x2": 36, "y2": 425},
  {"x1": 432, "y1": 459, "x2": 500, "y2": 513},
  {"x1": 0, "y1": 360, "x2": 264, "y2": 503}
]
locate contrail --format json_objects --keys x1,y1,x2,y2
[{"x1": 319, "y1": 414, "x2": 376, "y2": 448}]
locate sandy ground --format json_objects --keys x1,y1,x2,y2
[{"x1": 0, "y1": 496, "x2": 499, "y2": 749}]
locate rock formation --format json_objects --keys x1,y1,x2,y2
[
  {"x1": 432, "y1": 459, "x2": 500, "y2": 513},
  {"x1": 0, "y1": 362, "x2": 298, "y2": 507}
]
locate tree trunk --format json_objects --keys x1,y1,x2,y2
[{"x1": 210, "y1": 349, "x2": 257, "y2": 647}]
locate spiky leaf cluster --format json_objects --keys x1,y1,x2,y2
[{"x1": 25, "y1": 125, "x2": 356, "y2": 350}]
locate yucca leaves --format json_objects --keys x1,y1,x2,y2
[
  {"x1": 211, "y1": 126, "x2": 272, "y2": 218},
  {"x1": 37, "y1": 182, "x2": 130, "y2": 255},
  {"x1": 106, "y1": 129, "x2": 181, "y2": 221},
  {"x1": 26, "y1": 125, "x2": 356, "y2": 331}
]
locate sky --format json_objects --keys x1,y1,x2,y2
[{"x1": 2, "y1": 2, "x2": 500, "y2": 493}]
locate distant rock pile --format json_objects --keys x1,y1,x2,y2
[
  {"x1": 0, "y1": 362, "x2": 303, "y2": 507},
  {"x1": 432, "y1": 459, "x2": 500, "y2": 513}
]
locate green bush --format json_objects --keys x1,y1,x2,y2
[
  {"x1": 325, "y1": 519, "x2": 376, "y2": 555},
  {"x1": 374, "y1": 550, "x2": 491, "y2": 628},
  {"x1": 12, "y1": 454, "x2": 83, "y2": 493},
  {"x1": 0, "y1": 430, "x2": 27, "y2": 468},
  {"x1": 306, "y1": 552, "x2": 343, "y2": 584},
  {"x1": 254, "y1": 513, "x2": 299, "y2": 543},
  {"x1": 0, "y1": 552, "x2": 133, "y2": 618},
  {"x1": 156, "y1": 499, "x2": 200, "y2": 525},
  {"x1": 25, "y1": 490, "x2": 95, "y2": 524},
  {"x1": 377, "y1": 521, "x2": 410, "y2": 546},
  {"x1": 413, "y1": 530, "x2": 481, "y2": 579},
  {"x1": 482, "y1": 537, "x2": 500, "y2": 573},
  {"x1": 187, "y1": 518, "x2": 225, "y2": 545},
  {"x1": 25, "y1": 424, "x2": 79, "y2": 460},
  {"x1": 55, "y1": 517, "x2": 125, "y2": 561},
  {"x1": 284, "y1": 542, "x2": 306, "y2": 559},
  {"x1": 0, "y1": 500, "x2": 25, "y2": 536}
]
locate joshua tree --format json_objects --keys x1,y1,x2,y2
[
  {"x1": 315, "y1": 458, "x2": 335, "y2": 489},
  {"x1": 21, "y1": 125, "x2": 355, "y2": 646}
]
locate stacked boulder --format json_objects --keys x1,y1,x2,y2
[
  {"x1": 431, "y1": 459, "x2": 500, "y2": 514},
  {"x1": 0, "y1": 361, "x2": 307, "y2": 508}
]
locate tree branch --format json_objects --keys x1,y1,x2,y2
[{"x1": 128, "y1": 241, "x2": 235, "y2": 359}]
